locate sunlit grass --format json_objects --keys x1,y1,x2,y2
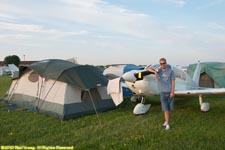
[
  {"x1": 0, "y1": 76, "x2": 225, "y2": 149},
  {"x1": 0, "y1": 76, "x2": 11, "y2": 100}
]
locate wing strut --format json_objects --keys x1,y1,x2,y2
[{"x1": 199, "y1": 95, "x2": 203, "y2": 105}]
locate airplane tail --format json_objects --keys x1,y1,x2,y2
[{"x1": 192, "y1": 61, "x2": 201, "y2": 86}]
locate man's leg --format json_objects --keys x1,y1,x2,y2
[
  {"x1": 164, "y1": 110, "x2": 170, "y2": 130},
  {"x1": 164, "y1": 110, "x2": 170, "y2": 124}
]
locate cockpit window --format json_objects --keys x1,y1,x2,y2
[
  {"x1": 150, "y1": 64, "x2": 160, "y2": 69},
  {"x1": 173, "y1": 67, "x2": 186, "y2": 80}
]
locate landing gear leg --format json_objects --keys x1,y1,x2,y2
[{"x1": 199, "y1": 95, "x2": 210, "y2": 112}]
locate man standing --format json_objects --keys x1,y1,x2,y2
[{"x1": 147, "y1": 58, "x2": 175, "y2": 130}]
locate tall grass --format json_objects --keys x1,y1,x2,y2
[
  {"x1": 0, "y1": 76, "x2": 225, "y2": 149},
  {"x1": 0, "y1": 76, "x2": 11, "y2": 99}
]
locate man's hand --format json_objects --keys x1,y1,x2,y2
[{"x1": 170, "y1": 92, "x2": 174, "y2": 98}]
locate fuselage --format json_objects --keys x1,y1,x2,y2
[{"x1": 123, "y1": 65, "x2": 197, "y2": 96}]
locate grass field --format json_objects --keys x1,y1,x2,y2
[
  {"x1": 0, "y1": 76, "x2": 11, "y2": 100},
  {"x1": 0, "y1": 76, "x2": 225, "y2": 150}
]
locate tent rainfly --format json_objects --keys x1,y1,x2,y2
[
  {"x1": 4, "y1": 59, "x2": 115, "y2": 119},
  {"x1": 187, "y1": 62, "x2": 225, "y2": 88}
]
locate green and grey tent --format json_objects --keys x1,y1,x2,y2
[
  {"x1": 5, "y1": 59, "x2": 115, "y2": 119},
  {"x1": 187, "y1": 62, "x2": 225, "y2": 88}
]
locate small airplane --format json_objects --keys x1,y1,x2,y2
[{"x1": 107, "y1": 62, "x2": 225, "y2": 114}]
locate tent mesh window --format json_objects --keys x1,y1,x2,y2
[
  {"x1": 28, "y1": 71, "x2": 39, "y2": 82},
  {"x1": 81, "y1": 88, "x2": 101, "y2": 101},
  {"x1": 199, "y1": 72, "x2": 214, "y2": 88}
]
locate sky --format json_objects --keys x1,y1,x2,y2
[{"x1": 0, "y1": 0, "x2": 225, "y2": 66}]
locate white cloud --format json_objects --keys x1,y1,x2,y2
[
  {"x1": 0, "y1": 22, "x2": 44, "y2": 32},
  {"x1": 44, "y1": 0, "x2": 161, "y2": 39},
  {"x1": 0, "y1": 0, "x2": 160, "y2": 39},
  {"x1": 0, "y1": 13, "x2": 17, "y2": 23},
  {"x1": 0, "y1": 1, "x2": 18, "y2": 13},
  {"x1": 168, "y1": 0, "x2": 187, "y2": 7},
  {"x1": 0, "y1": 34, "x2": 31, "y2": 40},
  {"x1": 152, "y1": 0, "x2": 187, "y2": 7},
  {"x1": 0, "y1": 21, "x2": 90, "y2": 41},
  {"x1": 0, "y1": 0, "x2": 224, "y2": 65}
]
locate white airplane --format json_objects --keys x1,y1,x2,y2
[{"x1": 107, "y1": 62, "x2": 225, "y2": 114}]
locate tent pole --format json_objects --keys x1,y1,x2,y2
[
  {"x1": 6, "y1": 79, "x2": 19, "y2": 103},
  {"x1": 36, "y1": 78, "x2": 44, "y2": 111},
  {"x1": 38, "y1": 79, "x2": 57, "y2": 110},
  {"x1": 87, "y1": 89, "x2": 101, "y2": 125}
]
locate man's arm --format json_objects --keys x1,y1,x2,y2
[
  {"x1": 170, "y1": 79, "x2": 175, "y2": 98},
  {"x1": 147, "y1": 67, "x2": 158, "y2": 78},
  {"x1": 147, "y1": 67, "x2": 157, "y2": 73}
]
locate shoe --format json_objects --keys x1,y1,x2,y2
[
  {"x1": 165, "y1": 124, "x2": 170, "y2": 130},
  {"x1": 162, "y1": 122, "x2": 167, "y2": 127}
]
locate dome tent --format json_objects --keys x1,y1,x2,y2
[
  {"x1": 187, "y1": 62, "x2": 225, "y2": 88},
  {"x1": 4, "y1": 59, "x2": 115, "y2": 119}
]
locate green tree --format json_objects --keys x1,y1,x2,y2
[{"x1": 4, "y1": 55, "x2": 21, "y2": 67}]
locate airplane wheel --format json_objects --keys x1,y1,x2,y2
[
  {"x1": 133, "y1": 103, "x2": 151, "y2": 115},
  {"x1": 201, "y1": 102, "x2": 210, "y2": 112}
]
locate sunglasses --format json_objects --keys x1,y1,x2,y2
[{"x1": 160, "y1": 62, "x2": 166, "y2": 65}]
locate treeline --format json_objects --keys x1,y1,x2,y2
[{"x1": 3, "y1": 55, "x2": 20, "y2": 67}]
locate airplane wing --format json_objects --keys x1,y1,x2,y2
[{"x1": 175, "y1": 87, "x2": 225, "y2": 96}]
